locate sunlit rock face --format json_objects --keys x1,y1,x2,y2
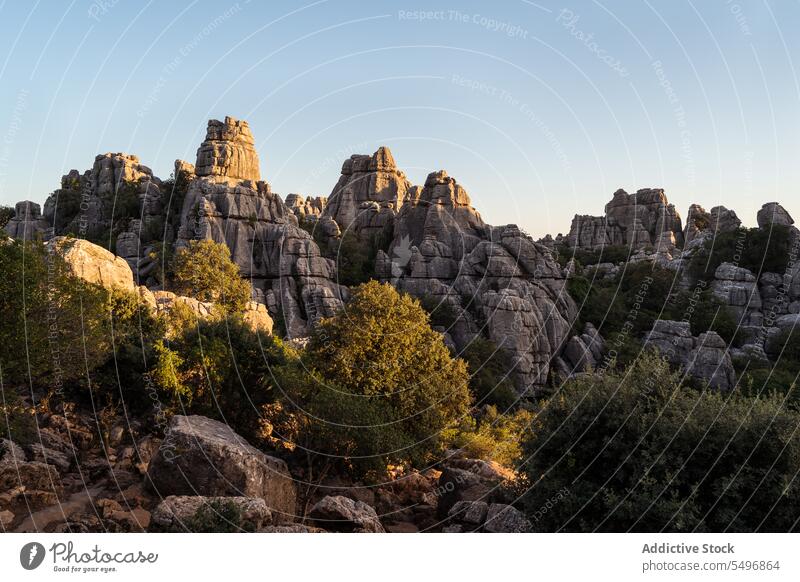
[
  {"x1": 194, "y1": 116, "x2": 261, "y2": 182},
  {"x1": 175, "y1": 119, "x2": 346, "y2": 338},
  {"x1": 566, "y1": 188, "x2": 684, "y2": 252},
  {"x1": 371, "y1": 168, "x2": 576, "y2": 395},
  {"x1": 322, "y1": 146, "x2": 411, "y2": 240}
]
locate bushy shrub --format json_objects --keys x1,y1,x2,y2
[
  {"x1": 688, "y1": 226, "x2": 792, "y2": 281},
  {"x1": 520, "y1": 352, "x2": 800, "y2": 532},
  {"x1": 449, "y1": 405, "x2": 532, "y2": 467},
  {"x1": 0, "y1": 388, "x2": 36, "y2": 446},
  {"x1": 461, "y1": 336, "x2": 519, "y2": 409},
  {"x1": 262, "y1": 281, "x2": 472, "y2": 477},
  {"x1": 333, "y1": 231, "x2": 374, "y2": 287},
  {"x1": 0, "y1": 205, "x2": 13, "y2": 229},
  {"x1": 0, "y1": 240, "x2": 158, "y2": 396},
  {"x1": 152, "y1": 314, "x2": 289, "y2": 442},
  {"x1": 183, "y1": 499, "x2": 256, "y2": 533},
  {"x1": 170, "y1": 239, "x2": 251, "y2": 313}
]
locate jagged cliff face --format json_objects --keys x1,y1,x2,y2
[
  {"x1": 194, "y1": 117, "x2": 261, "y2": 182},
  {"x1": 174, "y1": 117, "x2": 347, "y2": 338},
  {"x1": 566, "y1": 188, "x2": 684, "y2": 251}
]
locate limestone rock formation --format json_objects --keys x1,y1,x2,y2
[
  {"x1": 150, "y1": 495, "x2": 274, "y2": 532},
  {"x1": 446, "y1": 501, "x2": 531, "y2": 533},
  {"x1": 47, "y1": 236, "x2": 136, "y2": 292},
  {"x1": 757, "y1": 202, "x2": 794, "y2": 229},
  {"x1": 194, "y1": 116, "x2": 260, "y2": 182},
  {"x1": 285, "y1": 194, "x2": 326, "y2": 222},
  {"x1": 645, "y1": 320, "x2": 736, "y2": 390},
  {"x1": 384, "y1": 181, "x2": 575, "y2": 392},
  {"x1": 711, "y1": 262, "x2": 763, "y2": 328},
  {"x1": 3, "y1": 201, "x2": 49, "y2": 240},
  {"x1": 175, "y1": 124, "x2": 346, "y2": 337},
  {"x1": 436, "y1": 457, "x2": 515, "y2": 518},
  {"x1": 147, "y1": 415, "x2": 296, "y2": 523},
  {"x1": 322, "y1": 146, "x2": 411, "y2": 237},
  {"x1": 308, "y1": 495, "x2": 384, "y2": 533},
  {"x1": 684, "y1": 204, "x2": 741, "y2": 243},
  {"x1": 566, "y1": 188, "x2": 684, "y2": 251}
]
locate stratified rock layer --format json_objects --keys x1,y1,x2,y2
[{"x1": 194, "y1": 116, "x2": 261, "y2": 182}]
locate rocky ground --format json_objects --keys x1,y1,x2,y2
[{"x1": 0, "y1": 405, "x2": 529, "y2": 533}]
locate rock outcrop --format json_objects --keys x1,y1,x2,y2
[
  {"x1": 684, "y1": 204, "x2": 741, "y2": 244},
  {"x1": 711, "y1": 262, "x2": 763, "y2": 328},
  {"x1": 645, "y1": 320, "x2": 736, "y2": 390},
  {"x1": 446, "y1": 501, "x2": 531, "y2": 533},
  {"x1": 308, "y1": 495, "x2": 384, "y2": 533},
  {"x1": 757, "y1": 202, "x2": 794, "y2": 230},
  {"x1": 194, "y1": 116, "x2": 261, "y2": 182},
  {"x1": 3, "y1": 201, "x2": 49, "y2": 240},
  {"x1": 47, "y1": 236, "x2": 136, "y2": 292},
  {"x1": 147, "y1": 415, "x2": 296, "y2": 523},
  {"x1": 285, "y1": 193, "x2": 326, "y2": 224},
  {"x1": 566, "y1": 188, "x2": 684, "y2": 251},
  {"x1": 150, "y1": 495, "x2": 274, "y2": 532},
  {"x1": 175, "y1": 124, "x2": 346, "y2": 338},
  {"x1": 322, "y1": 146, "x2": 411, "y2": 237}
]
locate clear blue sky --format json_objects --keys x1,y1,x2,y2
[{"x1": 0, "y1": 0, "x2": 798, "y2": 237}]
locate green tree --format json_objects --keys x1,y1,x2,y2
[
  {"x1": 520, "y1": 352, "x2": 800, "y2": 532},
  {"x1": 0, "y1": 239, "x2": 161, "y2": 410},
  {"x1": 152, "y1": 314, "x2": 289, "y2": 441},
  {"x1": 0, "y1": 205, "x2": 14, "y2": 229},
  {"x1": 170, "y1": 239, "x2": 251, "y2": 313},
  {"x1": 462, "y1": 336, "x2": 519, "y2": 409},
  {"x1": 264, "y1": 281, "x2": 472, "y2": 477}
]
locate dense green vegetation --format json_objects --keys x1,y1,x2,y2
[
  {"x1": 170, "y1": 239, "x2": 251, "y2": 313},
  {"x1": 261, "y1": 281, "x2": 472, "y2": 478},
  {"x1": 688, "y1": 226, "x2": 793, "y2": 281},
  {"x1": 521, "y1": 352, "x2": 800, "y2": 532},
  {"x1": 0, "y1": 205, "x2": 13, "y2": 229}
]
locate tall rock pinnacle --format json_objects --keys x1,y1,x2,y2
[{"x1": 194, "y1": 116, "x2": 261, "y2": 182}]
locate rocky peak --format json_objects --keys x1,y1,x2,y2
[
  {"x1": 194, "y1": 116, "x2": 261, "y2": 182},
  {"x1": 685, "y1": 204, "x2": 741, "y2": 243},
  {"x1": 567, "y1": 187, "x2": 683, "y2": 251},
  {"x1": 757, "y1": 202, "x2": 794, "y2": 229},
  {"x1": 420, "y1": 170, "x2": 472, "y2": 207},
  {"x1": 323, "y1": 146, "x2": 411, "y2": 232},
  {"x1": 3, "y1": 200, "x2": 49, "y2": 241}
]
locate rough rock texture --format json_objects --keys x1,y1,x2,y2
[
  {"x1": 711, "y1": 262, "x2": 763, "y2": 327},
  {"x1": 684, "y1": 204, "x2": 741, "y2": 243},
  {"x1": 757, "y1": 202, "x2": 794, "y2": 229},
  {"x1": 308, "y1": 495, "x2": 384, "y2": 533},
  {"x1": 194, "y1": 116, "x2": 260, "y2": 182},
  {"x1": 43, "y1": 153, "x2": 163, "y2": 241},
  {"x1": 566, "y1": 188, "x2": 684, "y2": 251},
  {"x1": 559, "y1": 323, "x2": 605, "y2": 373},
  {"x1": 445, "y1": 501, "x2": 531, "y2": 533},
  {"x1": 0, "y1": 439, "x2": 63, "y2": 513},
  {"x1": 3, "y1": 201, "x2": 49, "y2": 240},
  {"x1": 150, "y1": 495, "x2": 273, "y2": 532},
  {"x1": 285, "y1": 194, "x2": 326, "y2": 222},
  {"x1": 147, "y1": 415, "x2": 296, "y2": 523},
  {"x1": 436, "y1": 457, "x2": 515, "y2": 518},
  {"x1": 322, "y1": 146, "x2": 411, "y2": 236},
  {"x1": 378, "y1": 171, "x2": 576, "y2": 393},
  {"x1": 175, "y1": 144, "x2": 346, "y2": 338},
  {"x1": 645, "y1": 320, "x2": 736, "y2": 390},
  {"x1": 47, "y1": 236, "x2": 135, "y2": 292}
]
